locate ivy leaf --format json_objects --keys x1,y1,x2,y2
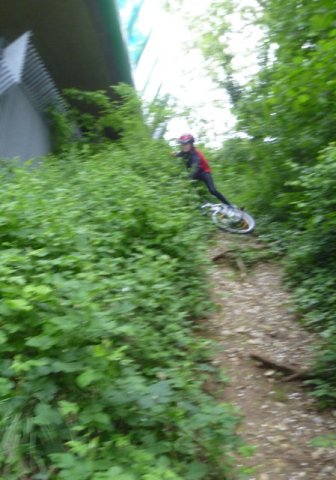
[
  {"x1": 0, "y1": 377, "x2": 14, "y2": 395},
  {"x1": 76, "y1": 369, "x2": 97, "y2": 388},
  {"x1": 5, "y1": 298, "x2": 32, "y2": 311},
  {"x1": 34, "y1": 402, "x2": 62, "y2": 426},
  {"x1": 185, "y1": 461, "x2": 209, "y2": 480},
  {"x1": 58, "y1": 400, "x2": 80, "y2": 416},
  {"x1": 26, "y1": 335, "x2": 58, "y2": 350},
  {"x1": 0, "y1": 331, "x2": 8, "y2": 345}
]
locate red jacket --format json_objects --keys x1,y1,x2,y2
[{"x1": 177, "y1": 147, "x2": 211, "y2": 178}]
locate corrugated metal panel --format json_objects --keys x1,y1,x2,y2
[
  {"x1": 0, "y1": 56, "x2": 15, "y2": 95},
  {"x1": 0, "y1": 31, "x2": 65, "y2": 115},
  {"x1": 0, "y1": 32, "x2": 65, "y2": 161},
  {"x1": 0, "y1": 84, "x2": 51, "y2": 161},
  {"x1": 21, "y1": 32, "x2": 66, "y2": 115}
]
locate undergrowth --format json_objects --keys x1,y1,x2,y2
[{"x1": 0, "y1": 86, "x2": 243, "y2": 479}]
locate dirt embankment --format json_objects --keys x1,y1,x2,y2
[{"x1": 207, "y1": 235, "x2": 336, "y2": 480}]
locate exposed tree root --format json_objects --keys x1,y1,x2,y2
[
  {"x1": 250, "y1": 353, "x2": 314, "y2": 382},
  {"x1": 212, "y1": 251, "x2": 247, "y2": 277},
  {"x1": 212, "y1": 251, "x2": 231, "y2": 262}
]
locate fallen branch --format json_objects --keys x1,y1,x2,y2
[
  {"x1": 212, "y1": 250, "x2": 231, "y2": 262},
  {"x1": 283, "y1": 371, "x2": 314, "y2": 382},
  {"x1": 250, "y1": 353, "x2": 296, "y2": 375},
  {"x1": 250, "y1": 353, "x2": 313, "y2": 381}
]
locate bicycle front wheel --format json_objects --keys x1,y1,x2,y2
[{"x1": 212, "y1": 209, "x2": 255, "y2": 234}]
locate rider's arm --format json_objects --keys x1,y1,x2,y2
[
  {"x1": 173, "y1": 151, "x2": 201, "y2": 178},
  {"x1": 188, "y1": 150, "x2": 202, "y2": 179}
]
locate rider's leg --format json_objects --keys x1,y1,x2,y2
[{"x1": 200, "y1": 172, "x2": 232, "y2": 206}]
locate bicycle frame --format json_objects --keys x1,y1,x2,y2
[
  {"x1": 200, "y1": 202, "x2": 254, "y2": 234},
  {"x1": 200, "y1": 202, "x2": 239, "y2": 217}
]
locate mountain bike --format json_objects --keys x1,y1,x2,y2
[{"x1": 200, "y1": 202, "x2": 255, "y2": 234}]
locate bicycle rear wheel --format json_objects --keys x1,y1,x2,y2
[{"x1": 212, "y1": 208, "x2": 255, "y2": 234}]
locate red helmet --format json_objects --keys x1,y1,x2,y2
[{"x1": 178, "y1": 133, "x2": 195, "y2": 145}]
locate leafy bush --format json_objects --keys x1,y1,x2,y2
[
  {"x1": 0, "y1": 88, "x2": 241, "y2": 478},
  {"x1": 281, "y1": 144, "x2": 336, "y2": 405},
  {"x1": 192, "y1": 0, "x2": 336, "y2": 406},
  {"x1": 283, "y1": 143, "x2": 336, "y2": 323}
]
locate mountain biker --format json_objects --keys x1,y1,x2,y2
[{"x1": 173, "y1": 134, "x2": 232, "y2": 206}]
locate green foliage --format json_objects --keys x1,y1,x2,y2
[
  {"x1": 195, "y1": 0, "x2": 336, "y2": 211},
  {"x1": 311, "y1": 434, "x2": 336, "y2": 449},
  {"x1": 192, "y1": 0, "x2": 336, "y2": 404},
  {"x1": 284, "y1": 143, "x2": 336, "y2": 284},
  {"x1": 0, "y1": 87, "x2": 242, "y2": 478},
  {"x1": 49, "y1": 84, "x2": 174, "y2": 154},
  {"x1": 190, "y1": 0, "x2": 256, "y2": 102},
  {"x1": 281, "y1": 144, "x2": 336, "y2": 405}
]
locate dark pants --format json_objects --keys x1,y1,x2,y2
[{"x1": 196, "y1": 171, "x2": 231, "y2": 205}]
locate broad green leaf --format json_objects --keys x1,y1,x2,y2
[
  {"x1": 0, "y1": 331, "x2": 8, "y2": 345},
  {"x1": 58, "y1": 400, "x2": 80, "y2": 416},
  {"x1": 34, "y1": 402, "x2": 62, "y2": 426},
  {"x1": 0, "y1": 377, "x2": 14, "y2": 395},
  {"x1": 76, "y1": 369, "x2": 97, "y2": 388},
  {"x1": 5, "y1": 298, "x2": 32, "y2": 311}
]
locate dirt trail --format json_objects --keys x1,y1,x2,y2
[{"x1": 207, "y1": 234, "x2": 336, "y2": 480}]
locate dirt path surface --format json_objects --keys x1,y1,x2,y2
[{"x1": 207, "y1": 234, "x2": 336, "y2": 480}]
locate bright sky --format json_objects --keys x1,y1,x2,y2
[{"x1": 132, "y1": 0, "x2": 263, "y2": 147}]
